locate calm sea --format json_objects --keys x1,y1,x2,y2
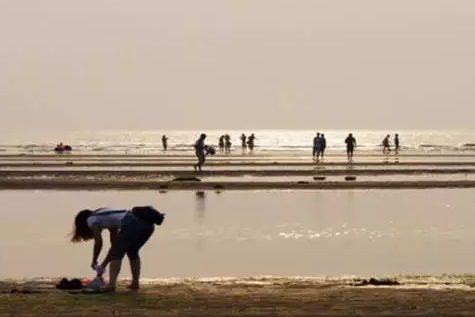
[{"x1": 0, "y1": 129, "x2": 474, "y2": 155}]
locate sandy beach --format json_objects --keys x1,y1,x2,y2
[{"x1": 2, "y1": 277, "x2": 475, "y2": 316}]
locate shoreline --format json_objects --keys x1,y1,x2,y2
[
  {"x1": 2, "y1": 152, "x2": 475, "y2": 159},
  {"x1": 3, "y1": 161, "x2": 475, "y2": 167},
  {"x1": 1, "y1": 277, "x2": 475, "y2": 316},
  {"x1": 1, "y1": 179, "x2": 475, "y2": 190},
  {"x1": 0, "y1": 167, "x2": 474, "y2": 177}
]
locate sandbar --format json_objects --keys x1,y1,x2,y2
[
  {"x1": 0, "y1": 178, "x2": 475, "y2": 190},
  {"x1": 0, "y1": 167, "x2": 474, "y2": 178},
  {"x1": 2, "y1": 161, "x2": 475, "y2": 168}
]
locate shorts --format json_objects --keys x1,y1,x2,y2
[
  {"x1": 196, "y1": 153, "x2": 206, "y2": 165},
  {"x1": 110, "y1": 213, "x2": 155, "y2": 261}
]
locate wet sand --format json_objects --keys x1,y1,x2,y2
[
  {"x1": 3, "y1": 161, "x2": 475, "y2": 168},
  {"x1": 1, "y1": 167, "x2": 474, "y2": 176},
  {"x1": 2, "y1": 278, "x2": 475, "y2": 316},
  {"x1": 2, "y1": 178, "x2": 475, "y2": 190},
  {"x1": 1, "y1": 156, "x2": 475, "y2": 165},
  {"x1": 5, "y1": 173, "x2": 475, "y2": 183},
  {"x1": 0, "y1": 177, "x2": 475, "y2": 191},
  {"x1": 4, "y1": 164, "x2": 475, "y2": 171},
  {"x1": 1, "y1": 157, "x2": 475, "y2": 189}
]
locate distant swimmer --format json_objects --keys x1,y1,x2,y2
[
  {"x1": 161, "y1": 135, "x2": 168, "y2": 151},
  {"x1": 312, "y1": 133, "x2": 321, "y2": 162},
  {"x1": 193, "y1": 133, "x2": 208, "y2": 171},
  {"x1": 394, "y1": 134, "x2": 400, "y2": 153},
  {"x1": 240, "y1": 133, "x2": 247, "y2": 151},
  {"x1": 382, "y1": 134, "x2": 391, "y2": 154},
  {"x1": 70, "y1": 206, "x2": 165, "y2": 292},
  {"x1": 345, "y1": 133, "x2": 356, "y2": 162}
]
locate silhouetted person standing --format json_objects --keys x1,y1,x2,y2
[
  {"x1": 320, "y1": 134, "x2": 327, "y2": 160},
  {"x1": 312, "y1": 133, "x2": 321, "y2": 162},
  {"x1": 247, "y1": 133, "x2": 255, "y2": 151},
  {"x1": 224, "y1": 134, "x2": 231, "y2": 154},
  {"x1": 161, "y1": 135, "x2": 168, "y2": 151},
  {"x1": 194, "y1": 133, "x2": 207, "y2": 171},
  {"x1": 240, "y1": 134, "x2": 247, "y2": 151},
  {"x1": 218, "y1": 135, "x2": 225, "y2": 152},
  {"x1": 382, "y1": 134, "x2": 391, "y2": 154},
  {"x1": 394, "y1": 134, "x2": 400, "y2": 153},
  {"x1": 345, "y1": 133, "x2": 356, "y2": 162}
]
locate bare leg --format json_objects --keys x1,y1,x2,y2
[
  {"x1": 108, "y1": 259, "x2": 123, "y2": 291},
  {"x1": 129, "y1": 258, "x2": 141, "y2": 289}
]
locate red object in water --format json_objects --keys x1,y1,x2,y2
[{"x1": 81, "y1": 278, "x2": 91, "y2": 286}]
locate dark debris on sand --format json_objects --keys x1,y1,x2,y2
[{"x1": 351, "y1": 277, "x2": 401, "y2": 286}]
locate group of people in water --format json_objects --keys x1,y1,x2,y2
[
  {"x1": 312, "y1": 132, "x2": 358, "y2": 162},
  {"x1": 382, "y1": 134, "x2": 400, "y2": 154},
  {"x1": 192, "y1": 133, "x2": 257, "y2": 171},
  {"x1": 325, "y1": 132, "x2": 400, "y2": 163},
  {"x1": 161, "y1": 133, "x2": 256, "y2": 154},
  {"x1": 218, "y1": 133, "x2": 256, "y2": 153},
  {"x1": 191, "y1": 132, "x2": 401, "y2": 169},
  {"x1": 56, "y1": 132, "x2": 400, "y2": 168}
]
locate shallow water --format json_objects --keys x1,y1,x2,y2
[
  {"x1": 2, "y1": 165, "x2": 475, "y2": 172},
  {"x1": 2, "y1": 154, "x2": 475, "y2": 163},
  {"x1": 5, "y1": 174, "x2": 475, "y2": 183},
  {"x1": 216, "y1": 174, "x2": 475, "y2": 181},
  {"x1": 1, "y1": 189, "x2": 475, "y2": 279},
  {"x1": 2, "y1": 129, "x2": 475, "y2": 155}
]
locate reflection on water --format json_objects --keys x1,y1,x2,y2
[
  {"x1": 194, "y1": 191, "x2": 207, "y2": 250},
  {"x1": 194, "y1": 191, "x2": 206, "y2": 222},
  {"x1": 0, "y1": 189, "x2": 475, "y2": 279}
]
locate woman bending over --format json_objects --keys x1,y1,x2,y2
[{"x1": 70, "y1": 206, "x2": 165, "y2": 291}]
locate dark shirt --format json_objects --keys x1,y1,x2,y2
[
  {"x1": 194, "y1": 139, "x2": 205, "y2": 155},
  {"x1": 320, "y1": 138, "x2": 326, "y2": 149},
  {"x1": 345, "y1": 137, "x2": 356, "y2": 149}
]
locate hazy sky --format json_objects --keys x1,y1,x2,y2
[{"x1": 1, "y1": 0, "x2": 474, "y2": 132}]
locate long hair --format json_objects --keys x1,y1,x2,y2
[{"x1": 70, "y1": 209, "x2": 94, "y2": 243}]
